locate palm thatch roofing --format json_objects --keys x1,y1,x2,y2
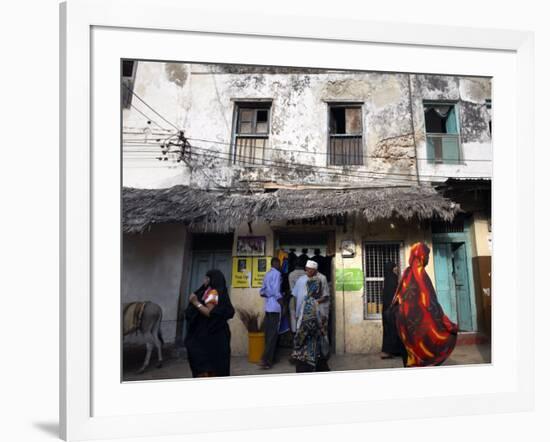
[{"x1": 122, "y1": 185, "x2": 459, "y2": 234}]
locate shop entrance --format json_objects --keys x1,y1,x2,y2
[{"x1": 275, "y1": 231, "x2": 336, "y2": 352}]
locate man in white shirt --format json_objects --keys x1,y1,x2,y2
[{"x1": 289, "y1": 255, "x2": 308, "y2": 332}]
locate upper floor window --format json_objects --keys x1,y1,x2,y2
[
  {"x1": 328, "y1": 104, "x2": 363, "y2": 166},
  {"x1": 232, "y1": 102, "x2": 271, "y2": 165},
  {"x1": 424, "y1": 102, "x2": 461, "y2": 164},
  {"x1": 121, "y1": 60, "x2": 137, "y2": 109}
]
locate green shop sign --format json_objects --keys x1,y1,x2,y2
[{"x1": 335, "y1": 268, "x2": 364, "y2": 292}]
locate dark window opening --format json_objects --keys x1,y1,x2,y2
[
  {"x1": 121, "y1": 60, "x2": 137, "y2": 109},
  {"x1": 424, "y1": 105, "x2": 458, "y2": 134},
  {"x1": 328, "y1": 104, "x2": 363, "y2": 166},
  {"x1": 330, "y1": 107, "x2": 346, "y2": 134},
  {"x1": 122, "y1": 60, "x2": 135, "y2": 78}
]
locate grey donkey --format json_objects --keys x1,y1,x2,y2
[{"x1": 123, "y1": 301, "x2": 164, "y2": 374}]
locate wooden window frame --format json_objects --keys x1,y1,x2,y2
[
  {"x1": 423, "y1": 100, "x2": 463, "y2": 164},
  {"x1": 231, "y1": 101, "x2": 272, "y2": 166},
  {"x1": 327, "y1": 102, "x2": 364, "y2": 166}
]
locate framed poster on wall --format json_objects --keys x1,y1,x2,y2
[
  {"x1": 252, "y1": 256, "x2": 272, "y2": 287},
  {"x1": 232, "y1": 257, "x2": 252, "y2": 288}
]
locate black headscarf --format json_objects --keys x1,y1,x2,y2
[
  {"x1": 382, "y1": 261, "x2": 398, "y2": 309},
  {"x1": 205, "y1": 269, "x2": 235, "y2": 321},
  {"x1": 185, "y1": 269, "x2": 235, "y2": 334}
]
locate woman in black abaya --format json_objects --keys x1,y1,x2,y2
[
  {"x1": 380, "y1": 261, "x2": 405, "y2": 359},
  {"x1": 184, "y1": 269, "x2": 235, "y2": 377}
]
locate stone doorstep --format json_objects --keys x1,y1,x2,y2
[{"x1": 456, "y1": 332, "x2": 490, "y2": 346}]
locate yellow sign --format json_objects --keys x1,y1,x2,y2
[
  {"x1": 252, "y1": 256, "x2": 272, "y2": 288},
  {"x1": 232, "y1": 257, "x2": 252, "y2": 288}
]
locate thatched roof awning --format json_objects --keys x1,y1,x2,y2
[{"x1": 123, "y1": 185, "x2": 459, "y2": 234}]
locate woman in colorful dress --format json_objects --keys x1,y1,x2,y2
[
  {"x1": 291, "y1": 276, "x2": 328, "y2": 373},
  {"x1": 392, "y1": 242, "x2": 458, "y2": 367},
  {"x1": 185, "y1": 269, "x2": 235, "y2": 377}
]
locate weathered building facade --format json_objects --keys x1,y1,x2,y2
[{"x1": 122, "y1": 61, "x2": 492, "y2": 355}]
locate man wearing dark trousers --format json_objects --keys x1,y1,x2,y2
[{"x1": 258, "y1": 257, "x2": 283, "y2": 369}]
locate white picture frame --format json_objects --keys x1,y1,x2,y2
[{"x1": 60, "y1": 0, "x2": 534, "y2": 440}]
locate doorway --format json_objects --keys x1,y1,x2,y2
[
  {"x1": 188, "y1": 233, "x2": 233, "y2": 295},
  {"x1": 433, "y1": 241, "x2": 474, "y2": 331},
  {"x1": 177, "y1": 233, "x2": 233, "y2": 345},
  {"x1": 276, "y1": 231, "x2": 336, "y2": 352}
]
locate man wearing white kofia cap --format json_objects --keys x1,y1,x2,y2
[{"x1": 293, "y1": 259, "x2": 331, "y2": 371}]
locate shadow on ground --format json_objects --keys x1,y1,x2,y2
[{"x1": 123, "y1": 343, "x2": 491, "y2": 382}]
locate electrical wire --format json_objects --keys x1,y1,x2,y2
[
  {"x1": 122, "y1": 83, "x2": 181, "y2": 131},
  {"x1": 122, "y1": 142, "x2": 491, "y2": 184}
]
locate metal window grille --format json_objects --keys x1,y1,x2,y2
[
  {"x1": 432, "y1": 219, "x2": 465, "y2": 233},
  {"x1": 363, "y1": 242, "x2": 402, "y2": 319}
]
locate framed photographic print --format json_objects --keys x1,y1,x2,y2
[
  {"x1": 236, "y1": 236, "x2": 267, "y2": 256},
  {"x1": 60, "y1": 0, "x2": 534, "y2": 440}
]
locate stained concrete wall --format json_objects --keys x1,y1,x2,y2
[
  {"x1": 123, "y1": 62, "x2": 491, "y2": 189},
  {"x1": 122, "y1": 224, "x2": 188, "y2": 343},
  {"x1": 471, "y1": 211, "x2": 492, "y2": 257}
]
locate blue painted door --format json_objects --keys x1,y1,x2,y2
[
  {"x1": 189, "y1": 251, "x2": 233, "y2": 297},
  {"x1": 452, "y1": 243, "x2": 473, "y2": 331},
  {"x1": 433, "y1": 243, "x2": 457, "y2": 323}
]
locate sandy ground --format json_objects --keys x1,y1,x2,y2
[{"x1": 122, "y1": 343, "x2": 491, "y2": 382}]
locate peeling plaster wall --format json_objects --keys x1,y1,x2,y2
[
  {"x1": 122, "y1": 62, "x2": 192, "y2": 189},
  {"x1": 411, "y1": 74, "x2": 492, "y2": 181},
  {"x1": 122, "y1": 63, "x2": 490, "y2": 189}
]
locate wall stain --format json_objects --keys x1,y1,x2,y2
[{"x1": 164, "y1": 63, "x2": 188, "y2": 87}]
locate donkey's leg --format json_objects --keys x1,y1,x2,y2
[
  {"x1": 152, "y1": 321, "x2": 163, "y2": 368},
  {"x1": 138, "y1": 333, "x2": 154, "y2": 374}
]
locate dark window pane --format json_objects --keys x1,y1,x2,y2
[
  {"x1": 330, "y1": 107, "x2": 346, "y2": 134},
  {"x1": 122, "y1": 60, "x2": 135, "y2": 78},
  {"x1": 256, "y1": 109, "x2": 268, "y2": 123},
  {"x1": 424, "y1": 108, "x2": 447, "y2": 133}
]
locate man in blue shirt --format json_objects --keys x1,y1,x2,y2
[{"x1": 258, "y1": 257, "x2": 283, "y2": 369}]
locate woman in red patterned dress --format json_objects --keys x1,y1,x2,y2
[{"x1": 392, "y1": 242, "x2": 458, "y2": 367}]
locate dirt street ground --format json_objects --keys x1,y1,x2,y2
[{"x1": 123, "y1": 343, "x2": 491, "y2": 382}]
